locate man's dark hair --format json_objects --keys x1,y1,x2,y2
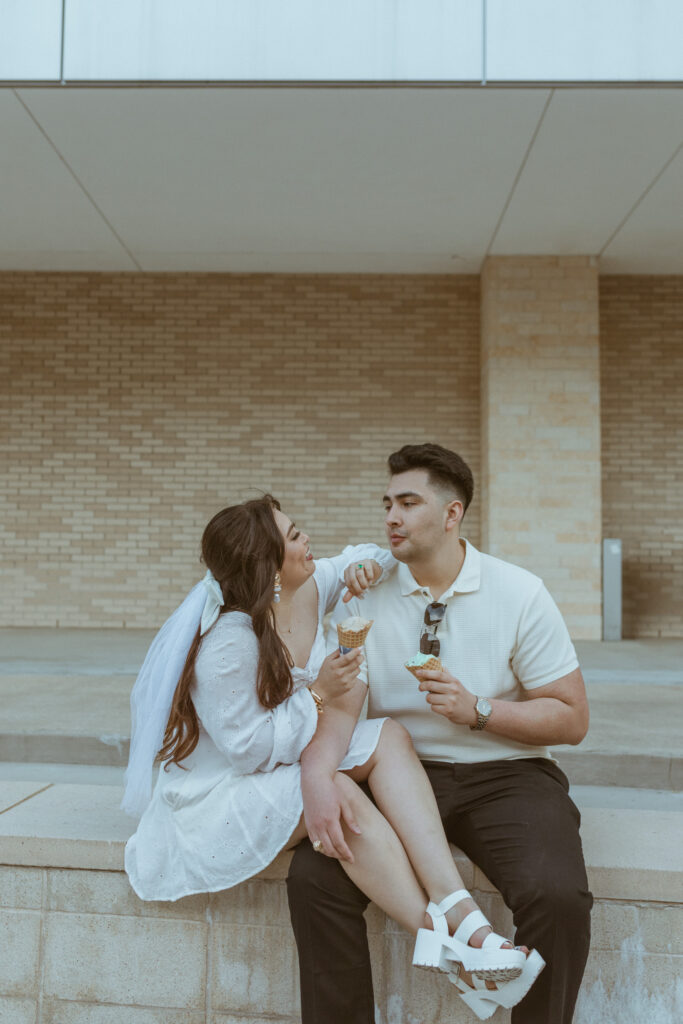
[{"x1": 387, "y1": 443, "x2": 474, "y2": 513}]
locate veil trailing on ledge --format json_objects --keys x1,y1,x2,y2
[{"x1": 121, "y1": 577, "x2": 219, "y2": 818}]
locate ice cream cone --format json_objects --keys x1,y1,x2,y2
[
  {"x1": 337, "y1": 616, "x2": 373, "y2": 653},
  {"x1": 405, "y1": 653, "x2": 443, "y2": 680}
]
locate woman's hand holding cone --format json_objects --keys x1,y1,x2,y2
[{"x1": 313, "y1": 648, "x2": 364, "y2": 703}]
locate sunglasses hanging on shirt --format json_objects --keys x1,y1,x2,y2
[{"x1": 419, "y1": 601, "x2": 446, "y2": 657}]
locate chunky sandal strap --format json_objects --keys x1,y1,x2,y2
[
  {"x1": 451, "y1": 975, "x2": 469, "y2": 995},
  {"x1": 453, "y1": 908, "x2": 490, "y2": 946},
  {"x1": 433, "y1": 888, "x2": 470, "y2": 917},
  {"x1": 424, "y1": 901, "x2": 449, "y2": 934},
  {"x1": 481, "y1": 930, "x2": 512, "y2": 950}
]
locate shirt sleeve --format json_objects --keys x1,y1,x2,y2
[
  {"x1": 511, "y1": 583, "x2": 580, "y2": 690},
  {"x1": 315, "y1": 543, "x2": 396, "y2": 615},
  {"x1": 191, "y1": 617, "x2": 319, "y2": 774}
]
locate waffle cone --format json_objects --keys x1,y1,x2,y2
[
  {"x1": 405, "y1": 655, "x2": 443, "y2": 680},
  {"x1": 337, "y1": 619, "x2": 373, "y2": 650}
]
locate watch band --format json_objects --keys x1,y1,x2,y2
[{"x1": 469, "y1": 696, "x2": 491, "y2": 731}]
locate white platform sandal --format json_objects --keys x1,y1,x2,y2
[
  {"x1": 412, "y1": 888, "x2": 526, "y2": 982},
  {"x1": 450, "y1": 949, "x2": 546, "y2": 1020}
]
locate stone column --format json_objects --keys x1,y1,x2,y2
[{"x1": 480, "y1": 256, "x2": 602, "y2": 639}]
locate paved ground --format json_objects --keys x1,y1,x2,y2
[{"x1": 1, "y1": 629, "x2": 681, "y2": 789}]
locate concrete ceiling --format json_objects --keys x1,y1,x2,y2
[{"x1": 1, "y1": 86, "x2": 682, "y2": 274}]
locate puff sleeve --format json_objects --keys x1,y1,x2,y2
[{"x1": 191, "y1": 614, "x2": 319, "y2": 775}]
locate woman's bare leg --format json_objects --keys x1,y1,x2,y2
[
  {"x1": 287, "y1": 783, "x2": 432, "y2": 933},
  {"x1": 346, "y1": 720, "x2": 522, "y2": 954}
]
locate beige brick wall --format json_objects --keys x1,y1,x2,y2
[
  {"x1": 600, "y1": 276, "x2": 683, "y2": 638},
  {"x1": 0, "y1": 273, "x2": 480, "y2": 627},
  {"x1": 480, "y1": 256, "x2": 603, "y2": 640}
]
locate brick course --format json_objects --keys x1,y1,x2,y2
[
  {"x1": 0, "y1": 273, "x2": 480, "y2": 627},
  {"x1": 600, "y1": 276, "x2": 683, "y2": 637},
  {"x1": 1, "y1": 270, "x2": 680, "y2": 636},
  {"x1": 481, "y1": 256, "x2": 603, "y2": 640}
]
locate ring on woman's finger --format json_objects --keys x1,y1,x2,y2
[
  {"x1": 312, "y1": 839, "x2": 323, "y2": 852},
  {"x1": 356, "y1": 564, "x2": 364, "y2": 570}
]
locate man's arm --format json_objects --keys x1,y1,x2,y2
[{"x1": 417, "y1": 666, "x2": 589, "y2": 746}]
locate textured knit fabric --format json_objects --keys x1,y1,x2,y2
[
  {"x1": 125, "y1": 545, "x2": 393, "y2": 901},
  {"x1": 331, "y1": 539, "x2": 579, "y2": 764}
]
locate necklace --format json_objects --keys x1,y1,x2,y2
[{"x1": 275, "y1": 613, "x2": 294, "y2": 634}]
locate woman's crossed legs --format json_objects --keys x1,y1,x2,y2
[{"x1": 287, "y1": 719, "x2": 530, "y2": 998}]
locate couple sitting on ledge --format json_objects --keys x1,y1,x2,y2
[{"x1": 122, "y1": 442, "x2": 592, "y2": 1024}]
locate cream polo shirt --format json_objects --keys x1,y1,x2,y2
[{"x1": 331, "y1": 539, "x2": 579, "y2": 764}]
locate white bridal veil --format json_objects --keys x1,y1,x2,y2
[{"x1": 121, "y1": 571, "x2": 223, "y2": 818}]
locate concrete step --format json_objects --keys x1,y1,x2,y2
[
  {"x1": 0, "y1": 776, "x2": 681, "y2": 903},
  {"x1": 1, "y1": 674, "x2": 680, "y2": 788},
  {"x1": 2, "y1": 632, "x2": 681, "y2": 788},
  {"x1": 1, "y1": 761, "x2": 681, "y2": 811}
]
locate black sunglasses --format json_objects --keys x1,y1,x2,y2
[{"x1": 419, "y1": 602, "x2": 446, "y2": 657}]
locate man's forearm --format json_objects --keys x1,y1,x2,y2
[
  {"x1": 423, "y1": 666, "x2": 589, "y2": 747},
  {"x1": 482, "y1": 694, "x2": 588, "y2": 747}
]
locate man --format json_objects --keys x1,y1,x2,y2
[{"x1": 287, "y1": 443, "x2": 592, "y2": 1024}]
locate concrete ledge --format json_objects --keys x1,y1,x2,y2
[
  {"x1": 554, "y1": 749, "x2": 683, "y2": 791},
  {"x1": 0, "y1": 733, "x2": 130, "y2": 767},
  {"x1": 1, "y1": 782, "x2": 682, "y2": 1024},
  {"x1": 4, "y1": 734, "x2": 681, "y2": 792},
  {"x1": 1, "y1": 782, "x2": 682, "y2": 904}
]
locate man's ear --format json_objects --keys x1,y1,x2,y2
[{"x1": 444, "y1": 500, "x2": 463, "y2": 533}]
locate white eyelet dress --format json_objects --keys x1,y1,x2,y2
[{"x1": 125, "y1": 546, "x2": 393, "y2": 902}]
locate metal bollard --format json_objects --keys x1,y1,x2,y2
[{"x1": 602, "y1": 539, "x2": 622, "y2": 641}]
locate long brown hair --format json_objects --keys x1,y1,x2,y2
[{"x1": 158, "y1": 495, "x2": 294, "y2": 769}]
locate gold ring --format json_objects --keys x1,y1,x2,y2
[{"x1": 312, "y1": 839, "x2": 323, "y2": 852}]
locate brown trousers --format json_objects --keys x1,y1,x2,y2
[{"x1": 287, "y1": 757, "x2": 592, "y2": 1024}]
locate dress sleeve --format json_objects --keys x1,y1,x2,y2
[
  {"x1": 511, "y1": 583, "x2": 580, "y2": 690},
  {"x1": 191, "y1": 616, "x2": 319, "y2": 774},
  {"x1": 315, "y1": 544, "x2": 397, "y2": 614}
]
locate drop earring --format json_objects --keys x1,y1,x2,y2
[{"x1": 273, "y1": 572, "x2": 281, "y2": 603}]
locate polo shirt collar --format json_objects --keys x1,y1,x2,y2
[{"x1": 397, "y1": 539, "x2": 481, "y2": 599}]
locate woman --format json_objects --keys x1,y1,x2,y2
[{"x1": 123, "y1": 496, "x2": 538, "y2": 1019}]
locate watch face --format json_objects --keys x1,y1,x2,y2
[{"x1": 477, "y1": 697, "x2": 492, "y2": 716}]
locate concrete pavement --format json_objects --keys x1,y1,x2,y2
[{"x1": 1, "y1": 629, "x2": 681, "y2": 788}]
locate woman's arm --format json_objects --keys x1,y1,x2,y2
[
  {"x1": 192, "y1": 618, "x2": 319, "y2": 774},
  {"x1": 315, "y1": 543, "x2": 396, "y2": 614},
  {"x1": 299, "y1": 680, "x2": 369, "y2": 861}
]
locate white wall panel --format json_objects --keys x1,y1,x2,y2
[
  {"x1": 62, "y1": 0, "x2": 482, "y2": 81},
  {"x1": 19, "y1": 87, "x2": 547, "y2": 272},
  {"x1": 487, "y1": 0, "x2": 683, "y2": 81},
  {"x1": 0, "y1": 0, "x2": 62, "y2": 80},
  {"x1": 601, "y1": 148, "x2": 683, "y2": 273},
  {"x1": 0, "y1": 91, "x2": 136, "y2": 270},
  {"x1": 491, "y1": 90, "x2": 683, "y2": 255}
]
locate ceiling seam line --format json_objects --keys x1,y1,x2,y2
[
  {"x1": 598, "y1": 137, "x2": 683, "y2": 258},
  {"x1": 59, "y1": 0, "x2": 66, "y2": 83},
  {"x1": 481, "y1": 88, "x2": 554, "y2": 265},
  {"x1": 12, "y1": 89, "x2": 143, "y2": 271},
  {"x1": 4, "y1": 80, "x2": 683, "y2": 90}
]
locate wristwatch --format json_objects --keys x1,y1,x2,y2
[{"x1": 470, "y1": 696, "x2": 492, "y2": 731}]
